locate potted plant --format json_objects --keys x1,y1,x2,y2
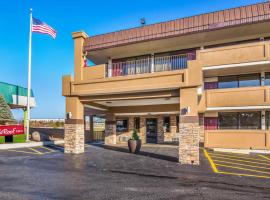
[{"x1": 128, "y1": 129, "x2": 141, "y2": 154}]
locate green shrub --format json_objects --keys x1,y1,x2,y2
[
  {"x1": 13, "y1": 134, "x2": 26, "y2": 143},
  {"x1": 0, "y1": 136, "x2": 5, "y2": 144},
  {"x1": 131, "y1": 129, "x2": 140, "y2": 140}
]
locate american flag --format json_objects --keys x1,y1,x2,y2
[{"x1": 32, "y1": 17, "x2": 56, "y2": 39}]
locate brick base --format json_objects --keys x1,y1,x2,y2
[
  {"x1": 64, "y1": 123, "x2": 85, "y2": 154},
  {"x1": 179, "y1": 118, "x2": 200, "y2": 165}
]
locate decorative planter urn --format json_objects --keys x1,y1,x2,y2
[{"x1": 128, "y1": 139, "x2": 141, "y2": 154}]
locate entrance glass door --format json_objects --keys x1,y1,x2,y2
[{"x1": 146, "y1": 118, "x2": 157, "y2": 143}]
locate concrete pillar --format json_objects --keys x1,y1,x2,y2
[
  {"x1": 64, "y1": 97, "x2": 85, "y2": 154},
  {"x1": 179, "y1": 88, "x2": 200, "y2": 165},
  {"x1": 105, "y1": 113, "x2": 116, "y2": 145},
  {"x1": 72, "y1": 31, "x2": 88, "y2": 82},
  {"x1": 108, "y1": 58, "x2": 112, "y2": 77}
]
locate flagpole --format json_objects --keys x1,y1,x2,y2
[{"x1": 26, "y1": 8, "x2": 33, "y2": 142}]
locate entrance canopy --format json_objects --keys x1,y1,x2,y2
[{"x1": 0, "y1": 82, "x2": 36, "y2": 109}]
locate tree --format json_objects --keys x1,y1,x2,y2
[{"x1": 0, "y1": 95, "x2": 14, "y2": 125}]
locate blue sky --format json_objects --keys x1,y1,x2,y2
[{"x1": 0, "y1": 0, "x2": 266, "y2": 119}]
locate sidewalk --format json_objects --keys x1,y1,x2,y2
[{"x1": 0, "y1": 140, "x2": 64, "y2": 150}]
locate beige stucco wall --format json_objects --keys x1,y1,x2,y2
[
  {"x1": 205, "y1": 130, "x2": 270, "y2": 150},
  {"x1": 199, "y1": 41, "x2": 270, "y2": 67}
]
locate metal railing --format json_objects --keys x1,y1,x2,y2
[{"x1": 108, "y1": 52, "x2": 195, "y2": 77}]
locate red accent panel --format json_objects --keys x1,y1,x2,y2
[
  {"x1": 204, "y1": 117, "x2": 218, "y2": 130},
  {"x1": 204, "y1": 82, "x2": 218, "y2": 90},
  {"x1": 0, "y1": 125, "x2": 24, "y2": 136}
]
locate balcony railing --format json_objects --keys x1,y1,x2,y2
[{"x1": 107, "y1": 52, "x2": 195, "y2": 77}]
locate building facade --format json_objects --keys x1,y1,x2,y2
[{"x1": 62, "y1": 2, "x2": 270, "y2": 164}]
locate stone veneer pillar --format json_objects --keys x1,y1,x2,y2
[
  {"x1": 105, "y1": 113, "x2": 116, "y2": 145},
  {"x1": 179, "y1": 116, "x2": 200, "y2": 165},
  {"x1": 64, "y1": 119, "x2": 85, "y2": 154}
]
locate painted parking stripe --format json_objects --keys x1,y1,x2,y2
[
  {"x1": 210, "y1": 154, "x2": 270, "y2": 166},
  {"x1": 216, "y1": 163, "x2": 270, "y2": 175},
  {"x1": 259, "y1": 155, "x2": 270, "y2": 161},
  {"x1": 209, "y1": 152, "x2": 269, "y2": 162},
  {"x1": 213, "y1": 159, "x2": 270, "y2": 170},
  {"x1": 40, "y1": 146, "x2": 56, "y2": 153},
  {"x1": 217, "y1": 171, "x2": 270, "y2": 179},
  {"x1": 203, "y1": 149, "x2": 218, "y2": 173},
  {"x1": 6, "y1": 149, "x2": 41, "y2": 155},
  {"x1": 28, "y1": 147, "x2": 43, "y2": 154}
]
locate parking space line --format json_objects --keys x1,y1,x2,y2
[
  {"x1": 217, "y1": 171, "x2": 270, "y2": 179},
  {"x1": 213, "y1": 159, "x2": 270, "y2": 170},
  {"x1": 40, "y1": 146, "x2": 56, "y2": 153},
  {"x1": 6, "y1": 149, "x2": 40, "y2": 155},
  {"x1": 28, "y1": 147, "x2": 43, "y2": 155},
  {"x1": 258, "y1": 155, "x2": 270, "y2": 161},
  {"x1": 203, "y1": 149, "x2": 218, "y2": 173},
  {"x1": 216, "y1": 163, "x2": 270, "y2": 175},
  {"x1": 209, "y1": 152, "x2": 268, "y2": 162},
  {"x1": 210, "y1": 155, "x2": 270, "y2": 166}
]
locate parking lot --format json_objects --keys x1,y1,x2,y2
[
  {"x1": 0, "y1": 144, "x2": 270, "y2": 200},
  {"x1": 204, "y1": 148, "x2": 270, "y2": 179}
]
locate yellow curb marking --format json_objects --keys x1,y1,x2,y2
[
  {"x1": 209, "y1": 152, "x2": 268, "y2": 162},
  {"x1": 210, "y1": 154, "x2": 270, "y2": 166},
  {"x1": 216, "y1": 163, "x2": 270, "y2": 175},
  {"x1": 259, "y1": 155, "x2": 270, "y2": 162},
  {"x1": 203, "y1": 149, "x2": 218, "y2": 173},
  {"x1": 28, "y1": 147, "x2": 43, "y2": 155},
  {"x1": 213, "y1": 159, "x2": 270, "y2": 170}
]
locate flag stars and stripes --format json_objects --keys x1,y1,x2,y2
[{"x1": 32, "y1": 17, "x2": 56, "y2": 39}]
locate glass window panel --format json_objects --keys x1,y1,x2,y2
[
  {"x1": 134, "y1": 117, "x2": 140, "y2": 131},
  {"x1": 239, "y1": 112, "x2": 261, "y2": 130},
  {"x1": 266, "y1": 111, "x2": 270, "y2": 130},
  {"x1": 163, "y1": 117, "x2": 170, "y2": 132},
  {"x1": 218, "y1": 76, "x2": 238, "y2": 89},
  {"x1": 116, "y1": 119, "x2": 128, "y2": 132},
  {"x1": 265, "y1": 72, "x2": 270, "y2": 86},
  {"x1": 218, "y1": 112, "x2": 238, "y2": 129},
  {"x1": 239, "y1": 73, "x2": 260, "y2": 87}
]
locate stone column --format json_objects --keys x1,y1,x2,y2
[
  {"x1": 157, "y1": 116, "x2": 164, "y2": 143},
  {"x1": 105, "y1": 113, "x2": 116, "y2": 145},
  {"x1": 179, "y1": 116, "x2": 200, "y2": 165},
  {"x1": 179, "y1": 87, "x2": 200, "y2": 165},
  {"x1": 64, "y1": 97, "x2": 85, "y2": 154},
  {"x1": 140, "y1": 117, "x2": 146, "y2": 144}
]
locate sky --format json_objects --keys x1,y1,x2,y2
[{"x1": 0, "y1": 0, "x2": 267, "y2": 119}]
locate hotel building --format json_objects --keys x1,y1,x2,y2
[{"x1": 62, "y1": 2, "x2": 270, "y2": 164}]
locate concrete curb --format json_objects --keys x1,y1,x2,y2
[
  {"x1": 212, "y1": 148, "x2": 270, "y2": 155},
  {"x1": 0, "y1": 140, "x2": 64, "y2": 150}
]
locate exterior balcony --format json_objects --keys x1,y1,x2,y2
[
  {"x1": 199, "y1": 86, "x2": 270, "y2": 112},
  {"x1": 63, "y1": 53, "x2": 202, "y2": 97}
]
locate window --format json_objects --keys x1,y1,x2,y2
[
  {"x1": 134, "y1": 117, "x2": 140, "y2": 131},
  {"x1": 239, "y1": 112, "x2": 261, "y2": 130},
  {"x1": 116, "y1": 119, "x2": 128, "y2": 132},
  {"x1": 163, "y1": 117, "x2": 170, "y2": 132},
  {"x1": 238, "y1": 73, "x2": 260, "y2": 87},
  {"x1": 265, "y1": 72, "x2": 270, "y2": 86},
  {"x1": 176, "y1": 116, "x2": 179, "y2": 133},
  {"x1": 218, "y1": 112, "x2": 238, "y2": 129},
  {"x1": 218, "y1": 73, "x2": 261, "y2": 89},
  {"x1": 218, "y1": 75, "x2": 238, "y2": 89},
  {"x1": 266, "y1": 111, "x2": 270, "y2": 130},
  {"x1": 218, "y1": 112, "x2": 261, "y2": 130},
  {"x1": 204, "y1": 82, "x2": 218, "y2": 90}
]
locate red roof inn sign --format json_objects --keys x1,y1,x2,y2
[{"x1": 0, "y1": 125, "x2": 24, "y2": 136}]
